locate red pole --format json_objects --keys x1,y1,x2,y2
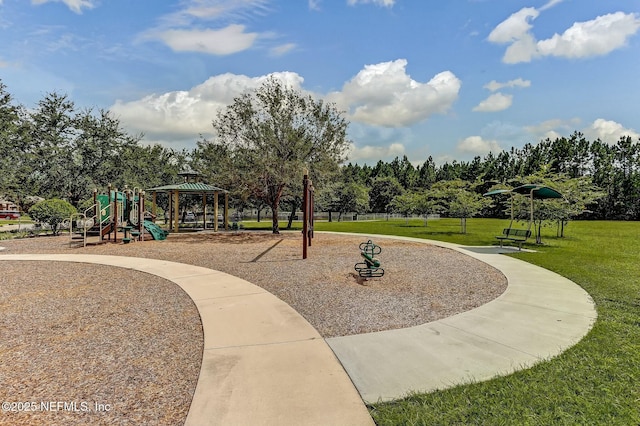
[
  {"x1": 309, "y1": 183, "x2": 314, "y2": 245},
  {"x1": 302, "y1": 170, "x2": 309, "y2": 259}
]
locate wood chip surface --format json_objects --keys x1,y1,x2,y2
[{"x1": 0, "y1": 231, "x2": 506, "y2": 425}]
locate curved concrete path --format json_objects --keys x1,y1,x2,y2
[
  {"x1": 323, "y1": 233, "x2": 597, "y2": 403},
  {"x1": 0, "y1": 234, "x2": 597, "y2": 419},
  {"x1": 0, "y1": 253, "x2": 374, "y2": 426}
]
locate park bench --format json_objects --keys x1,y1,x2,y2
[{"x1": 496, "y1": 228, "x2": 531, "y2": 250}]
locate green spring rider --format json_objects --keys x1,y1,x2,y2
[{"x1": 354, "y1": 240, "x2": 384, "y2": 278}]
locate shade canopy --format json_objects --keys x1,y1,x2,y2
[
  {"x1": 483, "y1": 189, "x2": 512, "y2": 197},
  {"x1": 511, "y1": 184, "x2": 563, "y2": 199},
  {"x1": 483, "y1": 184, "x2": 564, "y2": 228},
  {"x1": 147, "y1": 182, "x2": 228, "y2": 194},
  {"x1": 483, "y1": 185, "x2": 562, "y2": 199}
]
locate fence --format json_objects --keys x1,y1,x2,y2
[{"x1": 245, "y1": 211, "x2": 440, "y2": 222}]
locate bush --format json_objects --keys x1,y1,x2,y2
[{"x1": 28, "y1": 199, "x2": 77, "y2": 236}]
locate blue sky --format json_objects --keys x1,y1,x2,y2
[{"x1": 1, "y1": 0, "x2": 639, "y2": 165}]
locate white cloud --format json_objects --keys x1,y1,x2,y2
[
  {"x1": 488, "y1": 8, "x2": 539, "y2": 44},
  {"x1": 142, "y1": 0, "x2": 274, "y2": 55},
  {"x1": 347, "y1": 0, "x2": 395, "y2": 7},
  {"x1": 348, "y1": 143, "x2": 405, "y2": 162},
  {"x1": 308, "y1": 0, "x2": 321, "y2": 11},
  {"x1": 483, "y1": 78, "x2": 530, "y2": 92},
  {"x1": 269, "y1": 43, "x2": 296, "y2": 57},
  {"x1": 539, "y1": 0, "x2": 564, "y2": 12},
  {"x1": 525, "y1": 118, "x2": 581, "y2": 141},
  {"x1": 154, "y1": 25, "x2": 258, "y2": 55},
  {"x1": 110, "y1": 72, "x2": 305, "y2": 146},
  {"x1": 473, "y1": 93, "x2": 513, "y2": 112},
  {"x1": 327, "y1": 59, "x2": 461, "y2": 127},
  {"x1": 110, "y1": 59, "x2": 452, "y2": 151},
  {"x1": 537, "y1": 12, "x2": 640, "y2": 59},
  {"x1": 31, "y1": 0, "x2": 96, "y2": 14},
  {"x1": 489, "y1": 8, "x2": 640, "y2": 63},
  {"x1": 457, "y1": 136, "x2": 502, "y2": 155},
  {"x1": 584, "y1": 119, "x2": 640, "y2": 144},
  {"x1": 161, "y1": 0, "x2": 270, "y2": 26},
  {"x1": 525, "y1": 118, "x2": 639, "y2": 144}
]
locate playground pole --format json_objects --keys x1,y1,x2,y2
[
  {"x1": 310, "y1": 182, "x2": 314, "y2": 245},
  {"x1": 139, "y1": 191, "x2": 145, "y2": 241},
  {"x1": 113, "y1": 187, "x2": 118, "y2": 243},
  {"x1": 303, "y1": 170, "x2": 309, "y2": 259},
  {"x1": 93, "y1": 188, "x2": 97, "y2": 220}
]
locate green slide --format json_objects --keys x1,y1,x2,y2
[{"x1": 143, "y1": 220, "x2": 169, "y2": 241}]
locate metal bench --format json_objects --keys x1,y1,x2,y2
[{"x1": 496, "y1": 228, "x2": 531, "y2": 250}]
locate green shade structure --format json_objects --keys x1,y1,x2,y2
[
  {"x1": 483, "y1": 189, "x2": 512, "y2": 197},
  {"x1": 146, "y1": 182, "x2": 229, "y2": 233},
  {"x1": 511, "y1": 184, "x2": 563, "y2": 199},
  {"x1": 484, "y1": 184, "x2": 564, "y2": 233}
]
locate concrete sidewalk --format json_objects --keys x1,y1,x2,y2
[
  {"x1": 0, "y1": 235, "x2": 597, "y2": 421},
  {"x1": 324, "y1": 233, "x2": 597, "y2": 403}
]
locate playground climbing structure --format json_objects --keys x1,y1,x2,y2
[{"x1": 70, "y1": 185, "x2": 168, "y2": 247}]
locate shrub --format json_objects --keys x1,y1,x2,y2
[{"x1": 28, "y1": 199, "x2": 77, "y2": 236}]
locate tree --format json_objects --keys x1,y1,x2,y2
[
  {"x1": 413, "y1": 191, "x2": 444, "y2": 226},
  {"x1": 390, "y1": 192, "x2": 417, "y2": 224},
  {"x1": 206, "y1": 76, "x2": 350, "y2": 233},
  {"x1": 28, "y1": 199, "x2": 77, "y2": 235},
  {"x1": 417, "y1": 156, "x2": 437, "y2": 188},
  {"x1": 519, "y1": 170, "x2": 603, "y2": 241},
  {"x1": 431, "y1": 180, "x2": 490, "y2": 234},
  {"x1": 318, "y1": 181, "x2": 369, "y2": 221},
  {"x1": 0, "y1": 80, "x2": 28, "y2": 206},
  {"x1": 369, "y1": 177, "x2": 404, "y2": 218},
  {"x1": 24, "y1": 93, "x2": 143, "y2": 206}
]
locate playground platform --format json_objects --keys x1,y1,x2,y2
[{"x1": 0, "y1": 234, "x2": 597, "y2": 424}]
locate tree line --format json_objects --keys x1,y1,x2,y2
[{"x1": 1, "y1": 79, "x2": 639, "y2": 234}]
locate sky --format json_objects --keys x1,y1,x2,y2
[{"x1": 1, "y1": 0, "x2": 639, "y2": 166}]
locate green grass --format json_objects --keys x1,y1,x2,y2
[{"x1": 256, "y1": 218, "x2": 639, "y2": 425}]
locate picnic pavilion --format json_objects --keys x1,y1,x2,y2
[{"x1": 147, "y1": 169, "x2": 229, "y2": 233}]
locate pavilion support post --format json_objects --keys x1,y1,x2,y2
[
  {"x1": 173, "y1": 190, "x2": 180, "y2": 233},
  {"x1": 202, "y1": 193, "x2": 207, "y2": 230},
  {"x1": 152, "y1": 191, "x2": 157, "y2": 222},
  {"x1": 214, "y1": 192, "x2": 219, "y2": 232},
  {"x1": 224, "y1": 193, "x2": 229, "y2": 231}
]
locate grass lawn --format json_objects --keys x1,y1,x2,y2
[{"x1": 248, "y1": 217, "x2": 640, "y2": 424}]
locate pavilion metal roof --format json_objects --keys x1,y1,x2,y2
[{"x1": 147, "y1": 182, "x2": 228, "y2": 193}]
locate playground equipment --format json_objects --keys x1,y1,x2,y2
[
  {"x1": 70, "y1": 185, "x2": 167, "y2": 247},
  {"x1": 354, "y1": 240, "x2": 384, "y2": 278},
  {"x1": 302, "y1": 169, "x2": 314, "y2": 259}
]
